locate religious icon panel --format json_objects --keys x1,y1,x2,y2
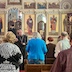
[
  {"x1": 48, "y1": 2, "x2": 60, "y2": 9},
  {"x1": 62, "y1": 13, "x2": 72, "y2": 34},
  {"x1": 24, "y1": 14, "x2": 35, "y2": 35},
  {"x1": 24, "y1": 2, "x2": 36, "y2": 9},
  {"x1": 48, "y1": 14, "x2": 59, "y2": 35},
  {"x1": 0, "y1": 1, "x2": 6, "y2": 8},
  {"x1": 8, "y1": 8, "x2": 22, "y2": 35},
  {"x1": 37, "y1": 2, "x2": 47, "y2": 9},
  {"x1": 7, "y1": 0, "x2": 22, "y2": 5}
]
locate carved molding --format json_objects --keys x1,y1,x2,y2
[
  {"x1": 60, "y1": 10, "x2": 72, "y2": 14},
  {"x1": 0, "y1": 11, "x2": 6, "y2": 14}
]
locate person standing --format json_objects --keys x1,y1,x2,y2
[
  {"x1": 8, "y1": 24, "x2": 16, "y2": 36},
  {"x1": 26, "y1": 32, "x2": 47, "y2": 64},
  {"x1": 54, "y1": 31, "x2": 70, "y2": 58},
  {"x1": 0, "y1": 31, "x2": 23, "y2": 72},
  {"x1": 15, "y1": 29, "x2": 28, "y2": 70},
  {"x1": 45, "y1": 37, "x2": 56, "y2": 64}
]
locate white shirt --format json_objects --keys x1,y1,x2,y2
[{"x1": 54, "y1": 38, "x2": 70, "y2": 58}]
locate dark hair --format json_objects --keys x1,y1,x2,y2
[
  {"x1": 58, "y1": 36, "x2": 61, "y2": 38},
  {"x1": 47, "y1": 37, "x2": 53, "y2": 42}
]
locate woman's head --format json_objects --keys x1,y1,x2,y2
[
  {"x1": 47, "y1": 37, "x2": 54, "y2": 42},
  {"x1": 33, "y1": 32, "x2": 42, "y2": 39},
  {"x1": 3, "y1": 31, "x2": 17, "y2": 43}
]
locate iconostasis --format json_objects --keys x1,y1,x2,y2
[{"x1": 0, "y1": 0, "x2": 72, "y2": 43}]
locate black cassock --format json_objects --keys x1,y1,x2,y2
[{"x1": 15, "y1": 34, "x2": 28, "y2": 70}]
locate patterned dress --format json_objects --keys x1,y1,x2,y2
[{"x1": 0, "y1": 42, "x2": 23, "y2": 72}]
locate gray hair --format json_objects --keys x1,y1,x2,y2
[
  {"x1": 33, "y1": 32, "x2": 42, "y2": 39},
  {"x1": 61, "y1": 31, "x2": 68, "y2": 37}
]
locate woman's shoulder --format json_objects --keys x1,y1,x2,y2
[
  {"x1": 0, "y1": 42, "x2": 19, "y2": 48},
  {"x1": 39, "y1": 39, "x2": 46, "y2": 44},
  {"x1": 0, "y1": 42, "x2": 12, "y2": 46}
]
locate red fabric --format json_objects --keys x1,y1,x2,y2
[
  {"x1": 20, "y1": 70, "x2": 25, "y2": 72},
  {"x1": 50, "y1": 47, "x2": 72, "y2": 72}
]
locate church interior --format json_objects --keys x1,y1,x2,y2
[
  {"x1": 0, "y1": 0, "x2": 71, "y2": 44},
  {"x1": 0, "y1": 0, "x2": 72, "y2": 72}
]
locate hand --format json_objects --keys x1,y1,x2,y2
[{"x1": 22, "y1": 43, "x2": 25, "y2": 45}]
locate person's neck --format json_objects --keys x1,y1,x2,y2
[
  {"x1": 63, "y1": 37, "x2": 68, "y2": 40},
  {"x1": 49, "y1": 42, "x2": 53, "y2": 43}
]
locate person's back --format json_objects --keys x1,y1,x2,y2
[
  {"x1": 26, "y1": 32, "x2": 47, "y2": 64},
  {"x1": 0, "y1": 42, "x2": 23, "y2": 72},
  {"x1": 46, "y1": 37, "x2": 55, "y2": 58},
  {"x1": 61, "y1": 48, "x2": 72, "y2": 72},
  {"x1": 60, "y1": 38, "x2": 70, "y2": 50},
  {"x1": 45, "y1": 37, "x2": 55, "y2": 64},
  {"x1": 26, "y1": 38, "x2": 47, "y2": 61},
  {"x1": 54, "y1": 31, "x2": 70, "y2": 58},
  {"x1": 50, "y1": 47, "x2": 72, "y2": 72},
  {"x1": 46, "y1": 43, "x2": 55, "y2": 58}
]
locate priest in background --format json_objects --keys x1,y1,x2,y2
[{"x1": 15, "y1": 29, "x2": 28, "y2": 70}]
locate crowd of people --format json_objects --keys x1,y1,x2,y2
[{"x1": 0, "y1": 29, "x2": 72, "y2": 72}]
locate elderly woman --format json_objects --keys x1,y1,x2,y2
[
  {"x1": 26, "y1": 32, "x2": 47, "y2": 64},
  {"x1": 46, "y1": 37, "x2": 56, "y2": 58},
  {"x1": 0, "y1": 31, "x2": 23, "y2": 72},
  {"x1": 45, "y1": 37, "x2": 56, "y2": 64}
]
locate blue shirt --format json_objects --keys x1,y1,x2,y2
[{"x1": 26, "y1": 38, "x2": 47, "y2": 61}]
